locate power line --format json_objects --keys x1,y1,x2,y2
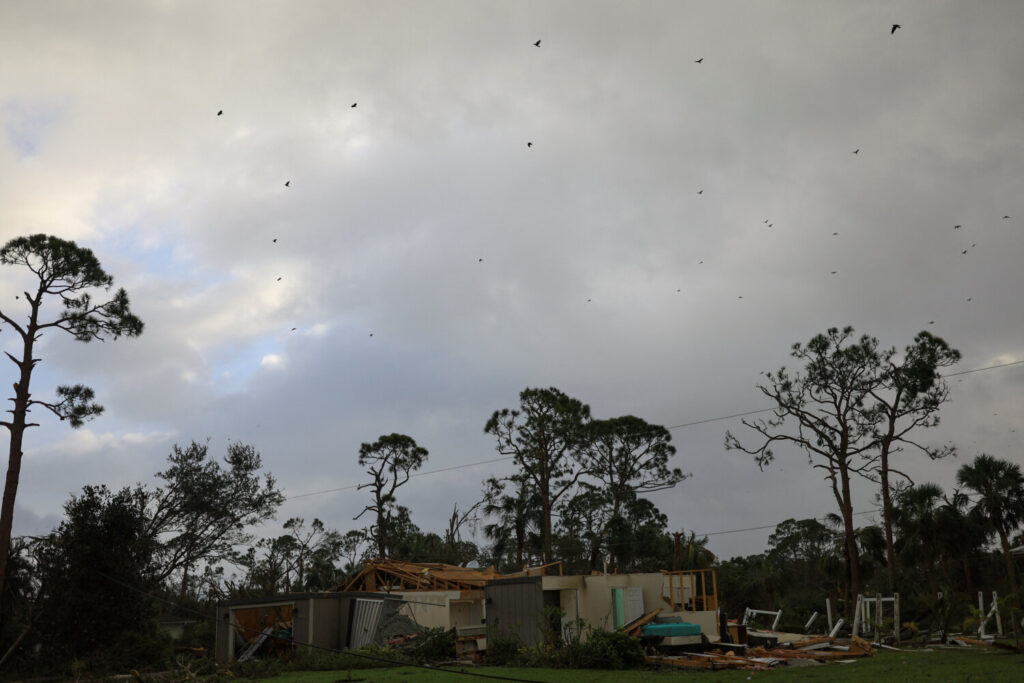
[{"x1": 282, "y1": 357, "x2": 1021, "y2": 503}]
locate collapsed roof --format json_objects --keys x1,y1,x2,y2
[{"x1": 336, "y1": 559, "x2": 506, "y2": 592}]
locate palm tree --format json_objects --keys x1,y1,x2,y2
[
  {"x1": 936, "y1": 490, "x2": 987, "y2": 596},
  {"x1": 893, "y1": 483, "x2": 945, "y2": 597},
  {"x1": 482, "y1": 476, "x2": 541, "y2": 571},
  {"x1": 957, "y1": 454, "x2": 1024, "y2": 594}
]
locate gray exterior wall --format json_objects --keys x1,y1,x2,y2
[
  {"x1": 485, "y1": 577, "x2": 545, "y2": 646},
  {"x1": 215, "y1": 592, "x2": 384, "y2": 663}
]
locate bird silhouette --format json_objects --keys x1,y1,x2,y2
[
  {"x1": 277, "y1": 277, "x2": 282, "y2": 281},
  {"x1": 929, "y1": 321, "x2": 935, "y2": 325},
  {"x1": 891, "y1": 24, "x2": 901, "y2": 34},
  {"x1": 369, "y1": 333, "x2": 373, "y2": 336},
  {"x1": 967, "y1": 297, "x2": 972, "y2": 302},
  {"x1": 699, "y1": 260, "x2": 704, "y2": 264},
  {"x1": 832, "y1": 232, "x2": 839, "y2": 236},
  {"x1": 527, "y1": 142, "x2": 533, "y2": 148},
  {"x1": 954, "y1": 225, "x2": 961, "y2": 229},
  {"x1": 738, "y1": 296, "x2": 743, "y2": 299},
  {"x1": 534, "y1": 40, "x2": 541, "y2": 47},
  {"x1": 831, "y1": 271, "x2": 837, "y2": 275},
  {"x1": 697, "y1": 190, "x2": 703, "y2": 195},
  {"x1": 852, "y1": 149, "x2": 859, "y2": 154},
  {"x1": 478, "y1": 258, "x2": 483, "y2": 262},
  {"x1": 291, "y1": 327, "x2": 297, "y2": 331},
  {"x1": 962, "y1": 250, "x2": 968, "y2": 255},
  {"x1": 351, "y1": 102, "x2": 357, "y2": 108},
  {"x1": 272, "y1": 238, "x2": 278, "y2": 243},
  {"x1": 284, "y1": 181, "x2": 290, "y2": 187},
  {"x1": 677, "y1": 288, "x2": 681, "y2": 292},
  {"x1": 217, "y1": 110, "x2": 223, "y2": 116},
  {"x1": 768, "y1": 223, "x2": 773, "y2": 228},
  {"x1": 587, "y1": 299, "x2": 592, "y2": 303},
  {"x1": 1003, "y1": 215, "x2": 1011, "y2": 219},
  {"x1": 695, "y1": 58, "x2": 703, "y2": 63}
]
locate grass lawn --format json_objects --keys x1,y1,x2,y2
[{"x1": 258, "y1": 646, "x2": 1024, "y2": 682}]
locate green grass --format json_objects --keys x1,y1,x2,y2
[{"x1": 256, "y1": 646, "x2": 1024, "y2": 683}]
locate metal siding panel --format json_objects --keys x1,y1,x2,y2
[{"x1": 350, "y1": 598, "x2": 385, "y2": 648}]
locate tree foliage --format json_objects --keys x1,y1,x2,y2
[
  {"x1": 146, "y1": 441, "x2": 284, "y2": 598},
  {"x1": 485, "y1": 387, "x2": 592, "y2": 563},
  {"x1": 0, "y1": 234, "x2": 143, "y2": 604},
  {"x1": 957, "y1": 454, "x2": 1024, "y2": 594},
  {"x1": 30, "y1": 485, "x2": 169, "y2": 674},
  {"x1": 355, "y1": 433, "x2": 428, "y2": 557}
]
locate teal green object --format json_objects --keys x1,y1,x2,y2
[
  {"x1": 641, "y1": 622, "x2": 701, "y2": 637},
  {"x1": 612, "y1": 589, "x2": 625, "y2": 628}
]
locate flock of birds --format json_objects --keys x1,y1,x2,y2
[{"x1": 208, "y1": 22, "x2": 1013, "y2": 338}]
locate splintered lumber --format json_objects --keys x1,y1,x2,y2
[
  {"x1": 623, "y1": 608, "x2": 662, "y2": 636},
  {"x1": 849, "y1": 635, "x2": 876, "y2": 655}
]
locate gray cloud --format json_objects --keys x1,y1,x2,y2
[{"x1": 1, "y1": 1, "x2": 1022, "y2": 561}]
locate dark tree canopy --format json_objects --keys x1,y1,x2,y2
[
  {"x1": 31, "y1": 485, "x2": 165, "y2": 673},
  {"x1": 485, "y1": 387, "x2": 592, "y2": 563},
  {"x1": 355, "y1": 433, "x2": 428, "y2": 557},
  {"x1": 0, "y1": 234, "x2": 143, "y2": 607},
  {"x1": 146, "y1": 441, "x2": 284, "y2": 598},
  {"x1": 726, "y1": 327, "x2": 887, "y2": 607},
  {"x1": 957, "y1": 454, "x2": 1024, "y2": 594}
]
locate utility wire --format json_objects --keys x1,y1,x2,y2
[{"x1": 282, "y1": 358, "x2": 1022, "y2": 503}]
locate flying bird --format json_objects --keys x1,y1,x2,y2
[
  {"x1": 831, "y1": 271, "x2": 837, "y2": 275},
  {"x1": 369, "y1": 333, "x2": 373, "y2": 336},
  {"x1": 962, "y1": 249, "x2": 968, "y2": 255},
  {"x1": 273, "y1": 238, "x2": 277, "y2": 243},
  {"x1": 527, "y1": 142, "x2": 533, "y2": 147},
  {"x1": 768, "y1": 223, "x2": 773, "y2": 228},
  {"x1": 954, "y1": 225, "x2": 961, "y2": 229},
  {"x1": 699, "y1": 260, "x2": 704, "y2": 264},
  {"x1": 695, "y1": 57, "x2": 703, "y2": 63},
  {"x1": 832, "y1": 232, "x2": 839, "y2": 236},
  {"x1": 852, "y1": 149, "x2": 859, "y2": 154},
  {"x1": 587, "y1": 298, "x2": 592, "y2": 303},
  {"x1": 284, "y1": 181, "x2": 290, "y2": 187},
  {"x1": 277, "y1": 277, "x2": 282, "y2": 281},
  {"x1": 967, "y1": 297, "x2": 972, "y2": 302},
  {"x1": 217, "y1": 110, "x2": 223, "y2": 116},
  {"x1": 534, "y1": 40, "x2": 541, "y2": 47},
  {"x1": 478, "y1": 258, "x2": 483, "y2": 262},
  {"x1": 738, "y1": 295, "x2": 743, "y2": 299},
  {"x1": 351, "y1": 102, "x2": 357, "y2": 108},
  {"x1": 291, "y1": 327, "x2": 297, "y2": 331},
  {"x1": 891, "y1": 24, "x2": 901, "y2": 34},
  {"x1": 697, "y1": 190, "x2": 703, "y2": 195},
  {"x1": 1003, "y1": 215, "x2": 1011, "y2": 219},
  {"x1": 929, "y1": 321, "x2": 935, "y2": 325}
]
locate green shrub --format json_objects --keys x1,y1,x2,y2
[
  {"x1": 403, "y1": 627, "x2": 456, "y2": 663},
  {"x1": 558, "y1": 628, "x2": 645, "y2": 670},
  {"x1": 485, "y1": 634, "x2": 523, "y2": 666}
]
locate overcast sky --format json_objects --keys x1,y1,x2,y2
[{"x1": 1, "y1": 1, "x2": 1022, "y2": 562}]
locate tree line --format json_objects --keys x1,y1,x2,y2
[{"x1": 1, "y1": 235, "x2": 1022, "y2": 675}]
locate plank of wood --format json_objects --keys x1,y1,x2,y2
[{"x1": 623, "y1": 608, "x2": 662, "y2": 636}]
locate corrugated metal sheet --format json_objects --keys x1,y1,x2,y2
[{"x1": 350, "y1": 598, "x2": 384, "y2": 648}]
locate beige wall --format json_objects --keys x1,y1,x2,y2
[
  {"x1": 541, "y1": 573, "x2": 719, "y2": 640},
  {"x1": 392, "y1": 590, "x2": 484, "y2": 630}
]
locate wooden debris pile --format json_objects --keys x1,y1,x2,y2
[{"x1": 646, "y1": 635, "x2": 876, "y2": 671}]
